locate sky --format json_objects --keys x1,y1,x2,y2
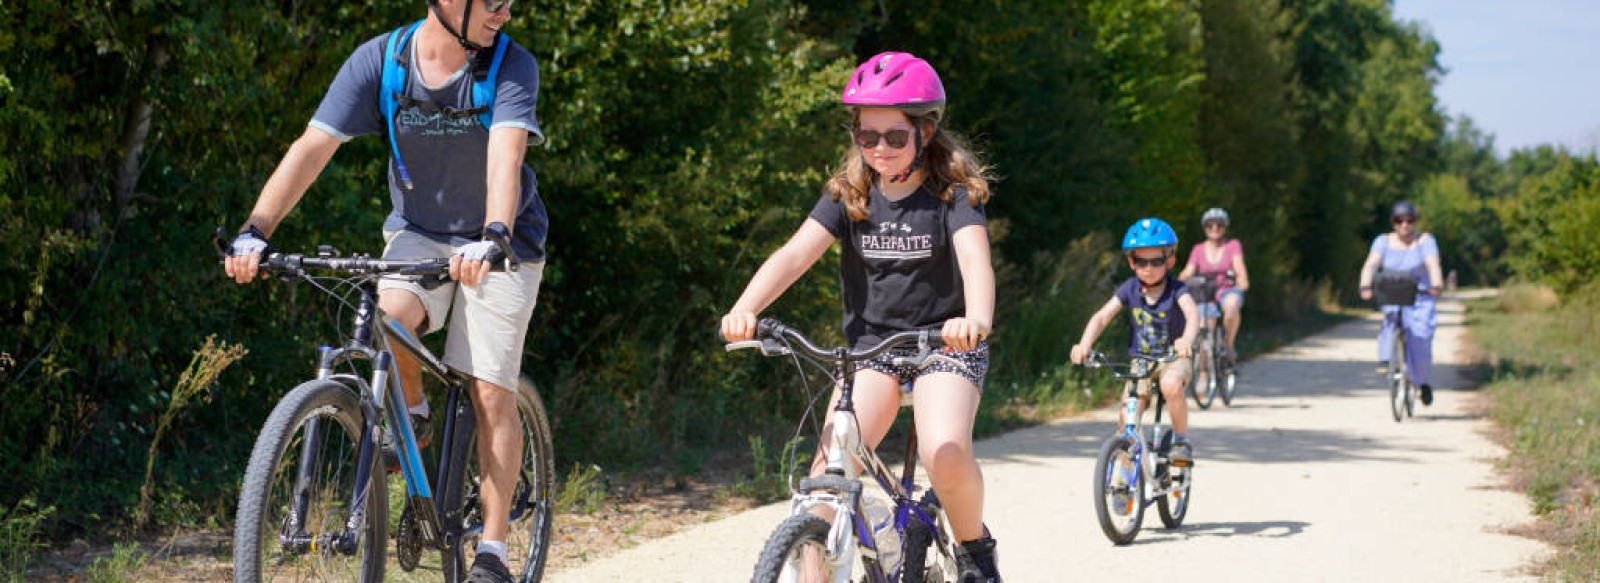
[{"x1": 1390, "y1": 0, "x2": 1600, "y2": 156}]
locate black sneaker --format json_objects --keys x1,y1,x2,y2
[
  {"x1": 465, "y1": 553, "x2": 514, "y2": 583},
  {"x1": 382, "y1": 413, "x2": 433, "y2": 473},
  {"x1": 953, "y1": 534, "x2": 1002, "y2": 583},
  {"x1": 1420, "y1": 384, "x2": 1433, "y2": 406}
]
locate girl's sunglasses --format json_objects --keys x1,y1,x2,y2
[
  {"x1": 1129, "y1": 255, "x2": 1169, "y2": 268},
  {"x1": 484, "y1": 0, "x2": 513, "y2": 12},
  {"x1": 1392, "y1": 216, "x2": 1416, "y2": 225},
  {"x1": 852, "y1": 128, "x2": 912, "y2": 149}
]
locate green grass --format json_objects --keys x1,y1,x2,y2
[{"x1": 1468, "y1": 282, "x2": 1600, "y2": 580}]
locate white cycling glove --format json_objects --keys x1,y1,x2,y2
[
  {"x1": 457, "y1": 239, "x2": 501, "y2": 263},
  {"x1": 228, "y1": 226, "x2": 270, "y2": 257}
]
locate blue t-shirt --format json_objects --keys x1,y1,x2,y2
[
  {"x1": 808, "y1": 185, "x2": 987, "y2": 349},
  {"x1": 309, "y1": 30, "x2": 548, "y2": 262},
  {"x1": 1370, "y1": 233, "x2": 1439, "y2": 290},
  {"x1": 1113, "y1": 276, "x2": 1188, "y2": 358}
]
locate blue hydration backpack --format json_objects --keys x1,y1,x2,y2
[{"x1": 379, "y1": 19, "x2": 511, "y2": 189}]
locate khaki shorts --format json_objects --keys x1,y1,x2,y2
[
  {"x1": 376, "y1": 229, "x2": 543, "y2": 392},
  {"x1": 1134, "y1": 357, "x2": 1192, "y2": 398}
]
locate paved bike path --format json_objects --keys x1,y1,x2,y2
[{"x1": 551, "y1": 293, "x2": 1547, "y2": 581}]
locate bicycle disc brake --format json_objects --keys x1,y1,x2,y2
[{"x1": 397, "y1": 499, "x2": 423, "y2": 571}]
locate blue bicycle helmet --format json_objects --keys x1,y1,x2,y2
[{"x1": 1122, "y1": 218, "x2": 1179, "y2": 251}]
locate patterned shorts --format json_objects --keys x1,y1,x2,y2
[{"x1": 861, "y1": 341, "x2": 989, "y2": 388}]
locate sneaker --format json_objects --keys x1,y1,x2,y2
[
  {"x1": 1168, "y1": 441, "x2": 1194, "y2": 468},
  {"x1": 1222, "y1": 347, "x2": 1237, "y2": 363},
  {"x1": 1420, "y1": 384, "x2": 1433, "y2": 406},
  {"x1": 953, "y1": 533, "x2": 1002, "y2": 583},
  {"x1": 1375, "y1": 361, "x2": 1389, "y2": 374},
  {"x1": 465, "y1": 553, "x2": 514, "y2": 583},
  {"x1": 382, "y1": 413, "x2": 433, "y2": 472}
]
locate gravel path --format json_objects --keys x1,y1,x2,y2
[{"x1": 550, "y1": 293, "x2": 1548, "y2": 582}]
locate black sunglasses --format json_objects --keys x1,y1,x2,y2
[
  {"x1": 1392, "y1": 216, "x2": 1415, "y2": 225},
  {"x1": 1129, "y1": 255, "x2": 1169, "y2": 268},
  {"x1": 484, "y1": 0, "x2": 513, "y2": 12},
  {"x1": 852, "y1": 128, "x2": 912, "y2": 149}
]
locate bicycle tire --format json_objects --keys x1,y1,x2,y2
[
  {"x1": 1191, "y1": 332, "x2": 1216, "y2": 410},
  {"x1": 440, "y1": 375, "x2": 557, "y2": 582},
  {"x1": 1390, "y1": 327, "x2": 1407, "y2": 423},
  {"x1": 1155, "y1": 458, "x2": 1191, "y2": 528},
  {"x1": 750, "y1": 514, "x2": 835, "y2": 583},
  {"x1": 234, "y1": 380, "x2": 387, "y2": 583},
  {"x1": 1093, "y1": 435, "x2": 1145, "y2": 545},
  {"x1": 1220, "y1": 357, "x2": 1238, "y2": 407},
  {"x1": 902, "y1": 490, "x2": 958, "y2": 583}
]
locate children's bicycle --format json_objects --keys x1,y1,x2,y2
[
  {"x1": 218, "y1": 232, "x2": 555, "y2": 582},
  {"x1": 1185, "y1": 274, "x2": 1237, "y2": 409},
  {"x1": 1081, "y1": 350, "x2": 1193, "y2": 545},
  {"x1": 733, "y1": 319, "x2": 964, "y2": 583}
]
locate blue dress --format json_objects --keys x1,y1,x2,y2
[{"x1": 1372, "y1": 233, "x2": 1439, "y2": 386}]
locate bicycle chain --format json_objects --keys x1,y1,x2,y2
[{"x1": 396, "y1": 500, "x2": 423, "y2": 571}]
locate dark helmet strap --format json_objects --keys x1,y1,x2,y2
[
  {"x1": 889, "y1": 121, "x2": 931, "y2": 183},
  {"x1": 428, "y1": 0, "x2": 487, "y2": 51}
]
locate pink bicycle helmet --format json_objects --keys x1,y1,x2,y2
[{"x1": 841, "y1": 52, "x2": 946, "y2": 121}]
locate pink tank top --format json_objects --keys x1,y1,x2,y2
[{"x1": 1187, "y1": 239, "x2": 1241, "y2": 288}]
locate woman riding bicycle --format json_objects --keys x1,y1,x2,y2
[
  {"x1": 1358, "y1": 201, "x2": 1444, "y2": 406},
  {"x1": 222, "y1": 1, "x2": 545, "y2": 580},
  {"x1": 1177, "y1": 207, "x2": 1250, "y2": 362},
  {"x1": 720, "y1": 51, "x2": 1003, "y2": 582}
]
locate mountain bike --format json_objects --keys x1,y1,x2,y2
[
  {"x1": 217, "y1": 231, "x2": 555, "y2": 582},
  {"x1": 1374, "y1": 272, "x2": 1420, "y2": 423},
  {"x1": 1185, "y1": 274, "x2": 1238, "y2": 409},
  {"x1": 1081, "y1": 350, "x2": 1193, "y2": 545},
  {"x1": 735, "y1": 319, "x2": 964, "y2": 583}
]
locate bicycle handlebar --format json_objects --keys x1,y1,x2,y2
[
  {"x1": 726, "y1": 318, "x2": 952, "y2": 369},
  {"x1": 1080, "y1": 349, "x2": 1179, "y2": 380},
  {"x1": 212, "y1": 227, "x2": 519, "y2": 278}
]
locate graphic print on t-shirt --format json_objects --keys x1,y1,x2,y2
[
  {"x1": 860, "y1": 220, "x2": 934, "y2": 261},
  {"x1": 1130, "y1": 304, "x2": 1171, "y2": 356},
  {"x1": 397, "y1": 108, "x2": 480, "y2": 138}
]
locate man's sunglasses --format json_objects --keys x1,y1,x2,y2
[
  {"x1": 1392, "y1": 216, "x2": 1415, "y2": 225},
  {"x1": 852, "y1": 128, "x2": 912, "y2": 149},
  {"x1": 484, "y1": 0, "x2": 514, "y2": 12},
  {"x1": 1129, "y1": 255, "x2": 1169, "y2": 268}
]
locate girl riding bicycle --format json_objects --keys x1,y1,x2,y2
[
  {"x1": 720, "y1": 51, "x2": 1003, "y2": 582},
  {"x1": 1358, "y1": 200, "x2": 1444, "y2": 406},
  {"x1": 1177, "y1": 207, "x2": 1250, "y2": 362},
  {"x1": 1070, "y1": 218, "x2": 1200, "y2": 464}
]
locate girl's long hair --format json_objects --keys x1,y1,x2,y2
[{"x1": 823, "y1": 113, "x2": 995, "y2": 221}]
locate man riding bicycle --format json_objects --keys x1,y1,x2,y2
[{"x1": 222, "y1": 1, "x2": 546, "y2": 580}]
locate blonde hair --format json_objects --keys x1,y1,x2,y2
[{"x1": 823, "y1": 113, "x2": 994, "y2": 221}]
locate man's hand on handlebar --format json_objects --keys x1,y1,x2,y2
[{"x1": 223, "y1": 226, "x2": 271, "y2": 285}]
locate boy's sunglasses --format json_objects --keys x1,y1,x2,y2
[
  {"x1": 1129, "y1": 255, "x2": 1169, "y2": 268},
  {"x1": 852, "y1": 128, "x2": 912, "y2": 149},
  {"x1": 484, "y1": 0, "x2": 513, "y2": 12},
  {"x1": 1392, "y1": 216, "x2": 1415, "y2": 225}
]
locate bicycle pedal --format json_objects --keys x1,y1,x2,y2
[{"x1": 1169, "y1": 458, "x2": 1194, "y2": 468}]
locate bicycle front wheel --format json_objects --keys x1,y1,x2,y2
[
  {"x1": 1389, "y1": 329, "x2": 1407, "y2": 423},
  {"x1": 234, "y1": 380, "x2": 387, "y2": 583},
  {"x1": 1093, "y1": 435, "x2": 1145, "y2": 545},
  {"x1": 1191, "y1": 333, "x2": 1216, "y2": 410},
  {"x1": 751, "y1": 514, "x2": 836, "y2": 583},
  {"x1": 441, "y1": 375, "x2": 557, "y2": 582},
  {"x1": 902, "y1": 490, "x2": 958, "y2": 583}
]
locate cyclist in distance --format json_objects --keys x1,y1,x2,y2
[
  {"x1": 1177, "y1": 207, "x2": 1250, "y2": 362},
  {"x1": 720, "y1": 51, "x2": 1004, "y2": 582},
  {"x1": 222, "y1": 1, "x2": 546, "y2": 581},
  {"x1": 1070, "y1": 218, "x2": 1200, "y2": 463},
  {"x1": 1358, "y1": 201, "x2": 1444, "y2": 405}
]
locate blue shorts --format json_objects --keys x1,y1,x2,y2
[{"x1": 1200, "y1": 288, "x2": 1245, "y2": 319}]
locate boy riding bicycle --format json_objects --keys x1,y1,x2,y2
[{"x1": 1070, "y1": 218, "x2": 1200, "y2": 464}]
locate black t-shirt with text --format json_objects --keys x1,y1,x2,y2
[{"x1": 808, "y1": 185, "x2": 987, "y2": 349}]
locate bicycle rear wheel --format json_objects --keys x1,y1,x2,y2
[
  {"x1": 751, "y1": 514, "x2": 836, "y2": 583},
  {"x1": 1093, "y1": 435, "x2": 1145, "y2": 545},
  {"x1": 440, "y1": 376, "x2": 557, "y2": 582},
  {"x1": 234, "y1": 380, "x2": 387, "y2": 583},
  {"x1": 1191, "y1": 332, "x2": 1216, "y2": 410},
  {"x1": 1219, "y1": 350, "x2": 1238, "y2": 407},
  {"x1": 1389, "y1": 327, "x2": 1407, "y2": 423}
]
